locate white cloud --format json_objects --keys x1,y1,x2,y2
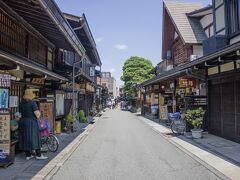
[
  {"x1": 114, "y1": 44, "x2": 128, "y2": 50},
  {"x1": 95, "y1": 37, "x2": 104, "y2": 43}
]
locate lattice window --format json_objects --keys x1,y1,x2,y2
[{"x1": 0, "y1": 8, "x2": 27, "y2": 56}]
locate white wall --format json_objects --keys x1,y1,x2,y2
[
  {"x1": 193, "y1": 45, "x2": 203, "y2": 58},
  {"x1": 200, "y1": 14, "x2": 213, "y2": 29},
  {"x1": 230, "y1": 35, "x2": 240, "y2": 45}
]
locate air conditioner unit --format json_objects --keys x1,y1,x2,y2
[
  {"x1": 190, "y1": 55, "x2": 198, "y2": 61},
  {"x1": 166, "y1": 65, "x2": 173, "y2": 71}
]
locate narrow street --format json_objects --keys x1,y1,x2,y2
[{"x1": 52, "y1": 109, "x2": 220, "y2": 180}]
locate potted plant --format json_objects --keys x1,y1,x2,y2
[
  {"x1": 65, "y1": 113, "x2": 74, "y2": 133},
  {"x1": 185, "y1": 107, "x2": 205, "y2": 139},
  {"x1": 78, "y1": 110, "x2": 87, "y2": 123}
]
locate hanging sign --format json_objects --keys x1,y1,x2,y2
[
  {"x1": 0, "y1": 74, "x2": 11, "y2": 87},
  {"x1": 0, "y1": 89, "x2": 9, "y2": 109},
  {"x1": 89, "y1": 67, "x2": 95, "y2": 77},
  {"x1": 31, "y1": 78, "x2": 45, "y2": 85}
]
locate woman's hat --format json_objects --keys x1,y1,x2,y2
[{"x1": 23, "y1": 89, "x2": 36, "y2": 100}]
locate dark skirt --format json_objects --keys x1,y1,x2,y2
[{"x1": 18, "y1": 118, "x2": 41, "y2": 151}]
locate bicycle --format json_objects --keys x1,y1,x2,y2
[
  {"x1": 38, "y1": 118, "x2": 59, "y2": 152},
  {"x1": 41, "y1": 133, "x2": 59, "y2": 152},
  {"x1": 168, "y1": 112, "x2": 186, "y2": 135}
]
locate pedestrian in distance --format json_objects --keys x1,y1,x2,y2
[{"x1": 18, "y1": 89, "x2": 48, "y2": 160}]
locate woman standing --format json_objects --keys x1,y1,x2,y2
[{"x1": 18, "y1": 89, "x2": 48, "y2": 160}]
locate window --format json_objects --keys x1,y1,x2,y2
[
  {"x1": 227, "y1": 0, "x2": 240, "y2": 36},
  {"x1": 0, "y1": 9, "x2": 27, "y2": 56},
  {"x1": 204, "y1": 24, "x2": 214, "y2": 38}
]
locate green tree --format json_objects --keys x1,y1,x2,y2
[{"x1": 121, "y1": 56, "x2": 153, "y2": 98}]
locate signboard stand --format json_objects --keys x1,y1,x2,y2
[{"x1": 0, "y1": 74, "x2": 14, "y2": 167}]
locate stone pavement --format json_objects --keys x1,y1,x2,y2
[
  {"x1": 138, "y1": 114, "x2": 240, "y2": 180},
  {"x1": 0, "y1": 123, "x2": 88, "y2": 180}
]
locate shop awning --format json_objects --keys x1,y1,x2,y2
[
  {"x1": 141, "y1": 41, "x2": 240, "y2": 87},
  {"x1": 0, "y1": 49, "x2": 69, "y2": 81},
  {"x1": 2, "y1": 0, "x2": 85, "y2": 56}
]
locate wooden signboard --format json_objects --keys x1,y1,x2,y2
[
  {"x1": 40, "y1": 102, "x2": 54, "y2": 131},
  {"x1": 159, "y1": 105, "x2": 168, "y2": 120},
  {"x1": 31, "y1": 78, "x2": 45, "y2": 85},
  {"x1": 0, "y1": 112, "x2": 10, "y2": 164}
]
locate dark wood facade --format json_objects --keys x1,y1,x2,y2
[
  {"x1": 0, "y1": 8, "x2": 51, "y2": 68},
  {"x1": 209, "y1": 74, "x2": 240, "y2": 142},
  {"x1": 207, "y1": 0, "x2": 240, "y2": 142}
]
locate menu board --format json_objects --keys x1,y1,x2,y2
[
  {"x1": 56, "y1": 93, "x2": 64, "y2": 117},
  {"x1": 0, "y1": 113, "x2": 10, "y2": 159},
  {"x1": 40, "y1": 102, "x2": 54, "y2": 131},
  {"x1": 159, "y1": 105, "x2": 168, "y2": 120},
  {"x1": 9, "y1": 96, "x2": 18, "y2": 108}
]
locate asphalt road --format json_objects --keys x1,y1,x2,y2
[{"x1": 52, "y1": 109, "x2": 220, "y2": 180}]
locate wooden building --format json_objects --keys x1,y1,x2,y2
[
  {"x1": 0, "y1": 0, "x2": 101, "y2": 164},
  {"x1": 141, "y1": 1, "x2": 211, "y2": 120},
  {"x1": 142, "y1": 0, "x2": 240, "y2": 143}
]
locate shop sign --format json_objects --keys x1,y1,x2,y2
[
  {"x1": 0, "y1": 112, "x2": 10, "y2": 158},
  {"x1": 55, "y1": 93, "x2": 64, "y2": 117},
  {"x1": 31, "y1": 78, "x2": 45, "y2": 85},
  {"x1": 159, "y1": 106, "x2": 168, "y2": 120},
  {"x1": 179, "y1": 78, "x2": 195, "y2": 88},
  {"x1": 9, "y1": 96, "x2": 18, "y2": 108},
  {"x1": 90, "y1": 67, "x2": 95, "y2": 77},
  {"x1": 40, "y1": 102, "x2": 54, "y2": 131},
  {"x1": 179, "y1": 78, "x2": 188, "y2": 87},
  {"x1": 153, "y1": 85, "x2": 159, "y2": 90},
  {"x1": 170, "y1": 83, "x2": 174, "y2": 89},
  {"x1": 0, "y1": 74, "x2": 11, "y2": 87},
  {"x1": 0, "y1": 89, "x2": 9, "y2": 109}
]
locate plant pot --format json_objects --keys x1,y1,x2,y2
[{"x1": 191, "y1": 129, "x2": 203, "y2": 139}]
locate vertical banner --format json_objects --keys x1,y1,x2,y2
[
  {"x1": 40, "y1": 102, "x2": 54, "y2": 131},
  {"x1": 0, "y1": 112, "x2": 10, "y2": 160},
  {"x1": 0, "y1": 89, "x2": 9, "y2": 109}
]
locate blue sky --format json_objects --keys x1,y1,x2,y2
[{"x1": 55, "y1": 0, "x2": 212, "y2": 86}]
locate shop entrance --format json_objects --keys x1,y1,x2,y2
[{"x1": 209, "y1": 75, "x2": 240, "y2": 142}]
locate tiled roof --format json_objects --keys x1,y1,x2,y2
[{"x1": 164, "y1": 1, "x2": 207, "y2": 44}]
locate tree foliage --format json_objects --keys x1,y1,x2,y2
[{"x1": 121, "y1": 56, "x2": 153, "y2": 98}]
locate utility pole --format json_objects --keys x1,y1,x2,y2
[{"x1": 72, "y1": 55, "x2": 85, "y2": 129}]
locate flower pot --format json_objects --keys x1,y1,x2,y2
[{"x1": 191, "y1": 129, "x2": 203, "y2": 139}]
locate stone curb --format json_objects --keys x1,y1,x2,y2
[
  {"x1": 137, "y1": 115, "x2": 235, "y2": 180},
  {"x1": 31, "y1": 115, "x2": 102, "y2": 180}
]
